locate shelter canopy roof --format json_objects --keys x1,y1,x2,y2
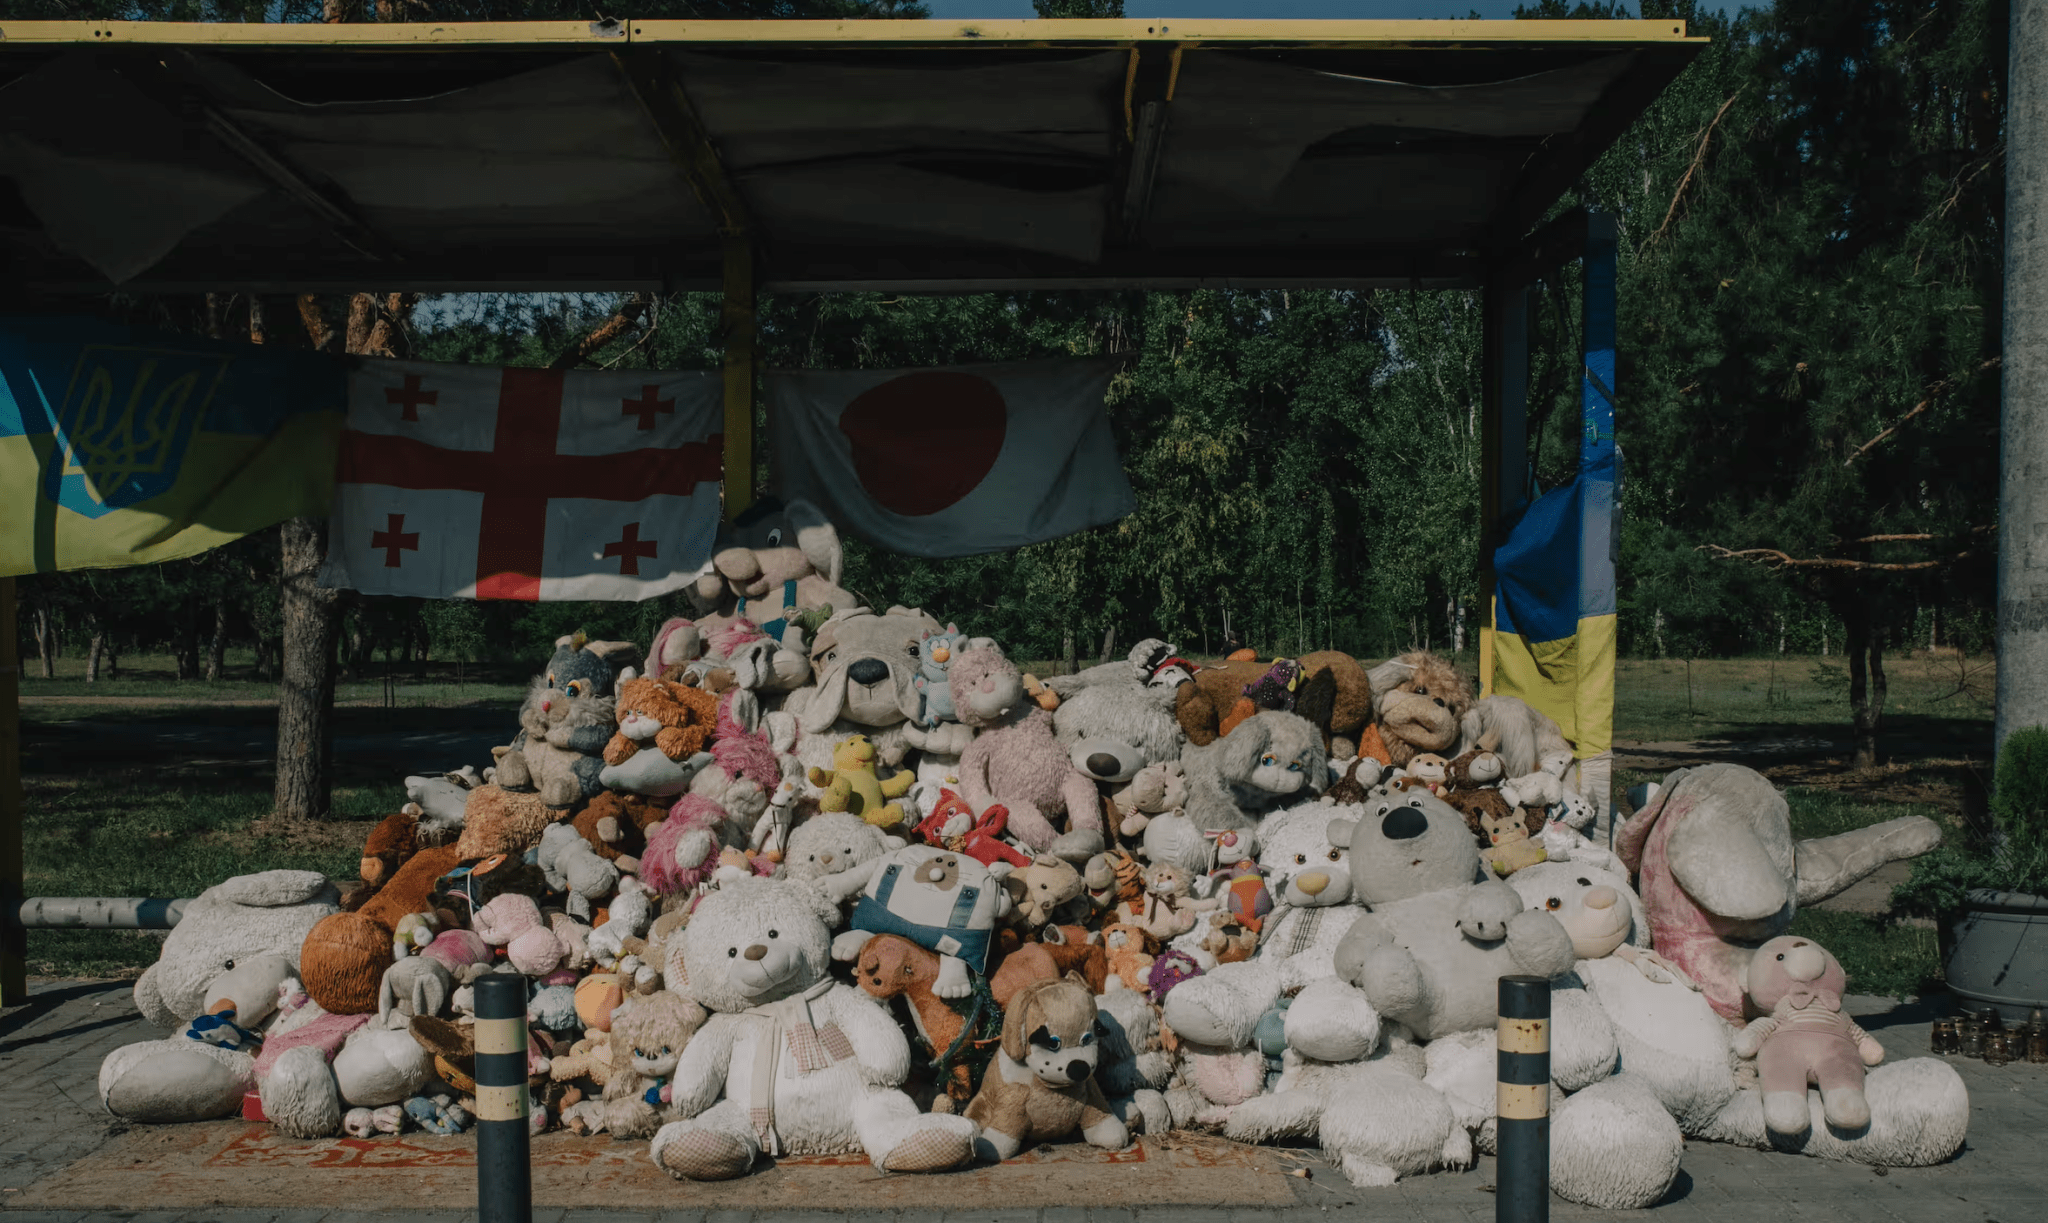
[{"x1": 0, "y1": 19, "x2": 1702, "y2": 293}]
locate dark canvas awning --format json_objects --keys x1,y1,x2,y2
[{"x1": 0, "y1": 19, "x2": 1703, "y2": 292}]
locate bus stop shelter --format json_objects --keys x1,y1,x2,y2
[{"x1": 0, "y1": 17, "x2": 1706, "y2": 1000}]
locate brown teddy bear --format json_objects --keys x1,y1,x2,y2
[
  {"x1": 1005, "y1": 856, "x2": 1087, "y2": 929},
  {"x1": 1171, "y1": 650, "x2": 1372, "y2": 754},
  {"x1": 455, "y1": 784, "x2": 558, "y2": 862},
  {"x1": 302, "y1": 841, "x2": 465, "y2": 1015},
  {"x1": 572, "y1": 790, "x2": 667, "y2": 870},
  {"x1": 1358, "y1": 650, "x2": 1474, "y2": 770}
]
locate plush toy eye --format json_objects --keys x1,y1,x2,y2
[
  {"x1": 1080, "y1": 1031, "x2": 1095, "y2": 1046},
  {"x1": 1288, "y1": 761, "x2": 1303, "y2": 772},
  {"x1": 633, "y1": 1047, "x2": 645, "y2": 1059},
  {"x1": 1293, "y1": 854, "x2": 1307, "y2": 866},
  {"x1": 1326, "y1": 849, "x2": 1341, "y2": 862},
  {"x1": 1546, "y1": 898, "x2": 1562, "y2": 910},
  {"x1": 907, "y1": 642, "x2": 922, "y2": 658},
  {"x1": 765, "y1": 528, "x2": 784, "y2": 547},
  {"x1": 546, "y1": 673, "x2": 556, "y2": 686},
  {"x1": 1776, "y1": 952, "x2": 1785, "y2": 961},
  {"x1": 844, "y1": 848, "x2": 853, "y2": 856},
  {"x1": 768, "y1": 929, "x2": 779, "y2": 939},
  {"x1": 1576, "y1": 877, "x2": 1591, "y2": 887},
  {"x1": 224, "y1": 959, "x2": 236, "y2": 970},
  {"x1": 903, "y1": 965, "x2": 916, "y2": 976},
  {"x1": 727, "y1": 947, "x2": 738, "y2": 958},
  {"x1": 659, "y1": 1046, "x2": 671, "y2": 1057},
  {"x1": 1413, "y1": 685, "x2": 1427, "y2": 696}
]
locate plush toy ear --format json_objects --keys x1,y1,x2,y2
[
  {"x1": 1003, "y1": 874, "x2": 1029, "y2": 906},
  {"x1": 784, "y1": 499, "x2": 843, "y2": 587},
  {"x1": 1215, "y1": 717, "x2": 1272, "y2": 782},
  {"x1": 1327, "y1": 816, "x2": 1359, "y2": 849},
  {"x1": 1039, "y1": 922, "x2": 1069, "y2": 946},
  {"x1": 617, "y1": 665, "x2": 637, "y2": 685}
]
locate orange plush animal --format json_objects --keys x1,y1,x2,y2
[
  {"x1": 603, "y1": 676, "x2": 718, "y2": 768},
  {"x1": 1100, "y1": 922, "x2": 1158, "y2": 992},
  {"x1": 301, "y1": 842, "x2": 464, "y2": 1014},
  {"x1": 1359, "y1": 650, "x2": 1475, "y2": 770},
  {"x1": 854, "y1": 934, "x2": 977, "y2": 1110}
]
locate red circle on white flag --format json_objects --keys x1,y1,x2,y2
[{"x1": 840, "y1": 371, "x2": 1007, "y2": 517}]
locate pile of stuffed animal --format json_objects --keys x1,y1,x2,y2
[{"x1": 99, "y1": 499, "x2": 1970, "y2": 1207}]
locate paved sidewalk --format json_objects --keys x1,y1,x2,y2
[{"x1": 1, "y1": 978, "x2": 2039, "y2": 1223}]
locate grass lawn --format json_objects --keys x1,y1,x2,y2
[{"x1": 12, "y1": 650, "x2": 1986, "y2": 992}]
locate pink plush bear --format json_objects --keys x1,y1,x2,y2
[
  {"x1": 472, "y1": 894, "x2": 567, "y2": 976},
  {"x1": 951, "y1": 646, "x2": 1104, "y2": 859},
  {"x1": 1731, "y1": 934, "x2": 1884, "y2": 1135}
]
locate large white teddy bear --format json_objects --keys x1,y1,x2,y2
[
  {"x1": 1329, "y1": 789, "x2": 1577, "y2": 1039},
  {"x1": 133, "y1": 870, "x2": 340, "y2": 1029},
  {"x1": 1160, "y1": 798, "x2": 1379, "y2": 1063},
  {"x1": 648, "y1": 878, "x2": 978, "y2": 1179}
]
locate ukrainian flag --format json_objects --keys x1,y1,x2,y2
[
  {"x1": 1482, "y1": 218, "x2": 1619, "y2": 819},
  {"x1": 1, "y1": 317, "x2": 344, "y2": 575}
]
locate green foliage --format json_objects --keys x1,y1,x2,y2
[
  {"x1": 1894, "y1": 727, "x2": 2048, "y2": 917},
  {"x1": 1785, "y1": 908, "x2": 1943, "y2": 998}
]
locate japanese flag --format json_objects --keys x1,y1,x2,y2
[{"x1": 766, "y1": 358, "x2": 1133, "y2": 557}]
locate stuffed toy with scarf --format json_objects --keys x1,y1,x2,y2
[{"x1": 647, "y1": 878, "x2": 978, "y2": 1180}]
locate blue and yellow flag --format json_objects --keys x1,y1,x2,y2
[
  {"x1": 1, "y1": 317, "x2": 344, "y2": 575},
  {"x1": 1486, "y1": 220, "x2": 1620, "y2": 770}
]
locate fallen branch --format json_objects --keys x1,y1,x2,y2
[
  {"x1": 1698, "y1": 543, "x2": 1973, "y2": 572},
  {"x1": 296, "y1": 294, "x2": 335, "y2": 353},
  {"x1": 551, "y1": 292, "x2": 653, "y2": 370},
  {"x1": 1843, "y1": 357, "x2": 2000, "y2": 466},
  {"x1": 1640, "y1": 88, "x2": 1744, "y2": 257}
]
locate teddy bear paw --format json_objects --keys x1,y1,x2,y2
[
  {"x1": 883, "y1": 1122, "x2": 977, "y2": 1172},
  {"x1": 653, "y1": 1126, "x2": 755, "y2": 1181}
]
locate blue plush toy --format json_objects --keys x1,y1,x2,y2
[
  {"x1": 911, "y1": 624, "x2": 966, "y2": 728},
  {"x1": 527, "y1": 983, "x2": 579, "y2": 1032},
  {"x1": 404, "y1": 1094, "x2": 473, "y2": 1135}
]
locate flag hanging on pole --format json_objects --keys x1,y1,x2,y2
[
  {"x1": 767, "y1": 358, "x2": 1133, "y2": 558},
  {"x1": 319, "y1": 360, "x2": 723, "y2": 601},
  {"x1": 0, "y1": 315, "x2": 344, "y2": 577},
  {"x1": 1489, "y1": 215, "x2": 1620, "y2": 823}
]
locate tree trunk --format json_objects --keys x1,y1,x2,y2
[
  {"x1": 275, "y1": 517, "x2": 339, "y2": 821},
  {"x1": 1846, "y1": 606, "x2": 1886, "y2": 770},
  {"x1": 85, "y1": 631, "x2": 103, "y2": 684},
  {"x1": 1063, "y1": 628, "x2": 1077, "y2": 676},
  {"x1": 206, "y1": 601, "x2": 228, "y2": 682},
  {"x1": 106, "y1": 639, "x2": 118, "y2": 680},
  {"x1": 1654, "y1": 607, "x2": 1666, "y2": 659},
  {"x1": 175, "y1": 610, "x2": 199, "y2": 681},
  {"x1": 1098, "y1": 626, "x2": 1116, "y2": 668},
  {"x1": 32, "y1": 607, "x2": 53, "y2": 679}
]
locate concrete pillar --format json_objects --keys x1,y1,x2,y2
[{"x1": 1998, "y1": 0, "x2": 2048, "y2": 761}]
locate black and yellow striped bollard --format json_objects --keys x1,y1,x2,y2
[
  {"x1": 1496, "y1": 974, "x2": 1550, "y2": 1223},
  {"x1": 474, "y1": 973, "x2": 533, "y2": 1223}
]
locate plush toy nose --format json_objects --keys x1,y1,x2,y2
[
  {"x1": 1382, "y1": 807, "x2": 1428, "y2": 840},
  {"x1": 932, "y1": 646, "x2": 950, "y2": 663},
  {"x1": 1583, "y1": 886, "x2": 1618, "y2": 910},
  {"x1": 1086, "y1": 753, "x2": 1120, "y2": 777},
  {"x1": 743, "y1": 944, "x2": 768, "y2": 962},
  {"x1": 1295, "y1": 871, "x2": 1330, "y2": 896},
  {"x1": 540, "y1": 699, "x2": 552, "y2": 712},
  {"x1": 1067, "y1": 1059, "x2": 1093, "y2": 1082},
  {"x1": 1783, "y1": 942, "x2": 1827, "y2": 982},
  {"x1": 1432, "y1": 697, "x2": 1446, "y2": 708},
  {"x1": 847, "y1": 658, "x2": 889, "y2": 687},
  {"x1": 819, "y1": 853, "x2": 836, "y2": 867}
]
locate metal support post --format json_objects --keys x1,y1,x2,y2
[
  {"x1": 1998, "y1": 0, "x2": 2048, "y2": 762},
  {"x1": 0, "y1": 576, "x2": 23, "y2": 1006},
  {"x1": 722, "y1": 234, "x2": 757, "y2": 520},
  {"x1": 1480, "y1": 277, "x2": 1532, "y2": 697},
  {"x1": 1497, "y1": 974, "x2": 1551, "y2": 1223},
  {"x1": 474, "y1": 973, "x2": 532, "y2": 1223},
  {"x1": 1575, "y1": 213, "x2": 1620, "y2": 836}
]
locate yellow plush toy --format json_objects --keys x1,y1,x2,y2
[
  {"x1": 808, "y1": 734, "x2": 915, "y2": 828},
  {"x1": 1480, "y1": 807, "x2": 1548, "y2": 876}
]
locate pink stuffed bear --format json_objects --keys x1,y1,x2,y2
[
  {"x1": 951, "y1": 646, "x2": 1104, "y2": 862},
  {"x1": 472, "y1": 894, "x2": 567, "y2": 977},
  {"x1": 1731, "y1": 934, "x2": 1884, "y2": 1135}
]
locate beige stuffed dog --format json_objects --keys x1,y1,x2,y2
[{"x1": 965, "y1": 974, "x2": 1128, "y2": 1161}]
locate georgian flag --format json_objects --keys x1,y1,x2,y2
[
  {"x1": 767, "y1": 358, "x2": 1134, "y2": 558},
  {"x1": 319, "y1": 360, "x2": 722, "y2": 601}
]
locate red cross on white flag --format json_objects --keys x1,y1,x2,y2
[{"x1": 318, "y1": 360, "x2": 723, "y2": 601}]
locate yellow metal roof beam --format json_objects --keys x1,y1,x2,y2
[{"x1": 0, "y1": 18, "x2": 1704, "y2": 49}]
